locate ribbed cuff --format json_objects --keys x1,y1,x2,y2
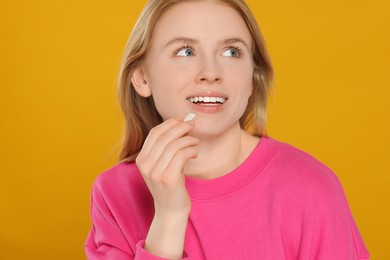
[{"x1": 135, "y1": 240, "x2": 189, "y2": 260}]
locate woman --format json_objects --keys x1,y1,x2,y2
[{"x1": 85, "y1": 0, "x2": 370, "y2": 259}]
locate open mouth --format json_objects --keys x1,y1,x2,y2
[{"x1": 186, "y1": 96, "x2": 227, "y2": 106}]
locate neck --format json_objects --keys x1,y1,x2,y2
[{"x1": 183, "y1": 124, "x2": 259, "y2": 180}]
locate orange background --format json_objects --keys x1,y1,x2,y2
[{"x1": 1, "y1": 0, "x2": 389, "y2": 259}]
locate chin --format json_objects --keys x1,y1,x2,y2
[{"x1": 191, "y1": 121, "x2": 238, "y2": 139}]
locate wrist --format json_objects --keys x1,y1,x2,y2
[
  {"x1": 154, "y1": 210, "x2": 190, "y2": 226},
  {"x1": 145, "y1": 212, "x2": 189, "y2": 259}
]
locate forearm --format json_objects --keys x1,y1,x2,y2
[{"x1": 144, "y1": 212, "x2": 189, "y2": 259}]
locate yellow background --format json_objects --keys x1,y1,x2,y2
[{"x1": 1, "y1": 0, "x2": 388, "y2": 259}]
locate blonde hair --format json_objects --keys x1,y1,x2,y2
[{"x1": 117, "y1": 0, "x2": 273, "y2": 162}]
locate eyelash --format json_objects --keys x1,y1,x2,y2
[
  {"x1": 174, "y1": 44, "x2": 194, "y2": 56},
  {"x1": 174, "y1": 44, "x2": 244, "y2": 57},
  {"x1": 225, "y1": 45, "x2": 244, "y2": 57}
]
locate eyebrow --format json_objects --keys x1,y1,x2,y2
[
  {"x1": 164, "y1": 37, "x2": 250, "y2": 50},
  {"x1": 164, "y1": 37, "x2": 198, "y2": 48}
]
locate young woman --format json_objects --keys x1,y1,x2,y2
[{"x1": 85, "y1": 0, "x2": 370, "y2": 259}]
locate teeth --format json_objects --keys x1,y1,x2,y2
[{"x1": 187, "y1": 96, "x2": 226, "y2": 104}]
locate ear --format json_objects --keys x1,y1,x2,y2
[{"x1": 131, "y1": 67, "x2": 152, "y2": 97}]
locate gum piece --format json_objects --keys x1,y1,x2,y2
[{"x1": 184, "y1": 113, "x2": 196, "y2": 122}]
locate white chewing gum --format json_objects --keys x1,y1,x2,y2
[{"x1": 184, "y1": 113, "x2": 196, "y2": 122}]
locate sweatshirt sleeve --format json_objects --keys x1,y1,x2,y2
[
  {"x1": 276, "y1": 144, "x2": 370, "y2": 260},
  {"x1": 84, "y1": 179, "x2": 189, "y2": 260},
  {"x1": 304, "y1": 170, "x2": 370, "y2": 260}
]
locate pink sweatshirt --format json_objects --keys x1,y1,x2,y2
[{"x1": 85, "y1": 136, "x2": 370, "y2": 259}]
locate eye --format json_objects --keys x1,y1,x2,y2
[
  {"x1": 176, "y1": 46, "x2": 195, "y2": 57},
  {"x1": 222, "y1": 47, "x2": 242, "y2": 58}
]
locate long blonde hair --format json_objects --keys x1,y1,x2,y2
[{"x1": 117, "y1": 0, "x2": 273, "y2": 162}]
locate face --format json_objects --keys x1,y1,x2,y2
[{"x1": 135, "y1": 1, "x2": 254, "y2": 137}]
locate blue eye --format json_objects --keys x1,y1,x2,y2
[
  {"x1": 176, "y1": 47, "x2": 194, "y2": 57},
  {"x1": 222, "y1": 47, "x2": 242, "y2": 57}
]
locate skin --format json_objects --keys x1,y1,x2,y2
[{"x1": 132, "y1": 1, "x2": 260, "y2": 259}]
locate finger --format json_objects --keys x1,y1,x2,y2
[
  {"x1": 163, "y1": 147, "x2": 198, "y2": 184},
  {"x1": 150, "y1": 136, "x2": 199, "y2": 179},
  {"x1": 137, "y1": 118, "x2": 181, "y2": 173},
  {"x1": 141, "y1": 144, "x2": 197, "y2": 203},
  {"x1": 143, "y1": 113, "x2": 195, "y2": 155},
  {"x1": 140, "y1": 118, "x2": 181, "y2": 157},
  {"x1": 148, "y1": 120, "x2": 195, "y2": 162},
  {"x1": 137, "y1": 120, "x2": 195, "y2": 179},
  {"x1": 140, "y1": 121, "x2": 194, "y2": 171}
]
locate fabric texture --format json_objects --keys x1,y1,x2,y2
[{"x1": 85, "y1": 136, "x2": 370, "y2": 259}]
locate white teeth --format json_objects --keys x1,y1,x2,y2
[{"x1": 187, "y1": 96, "x2": 226, "y2": 104}]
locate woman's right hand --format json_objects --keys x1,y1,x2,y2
[{"x1": 136, "y1": 117, "x2": 198, "y2": 218}]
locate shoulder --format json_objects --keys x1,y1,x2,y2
[
  {"x1": 267, "y1": 137, "x2": 337, "y2": 180},
  {"x1": 91, "y1": 161, "x2": 147, "y2": 197},
  {"x1": 265, "y1": 137, "x2": 346, "y2": 204},
  {"x1": 93, "y1": 162, "x2": 138, "y2": 186},
  {"x1": 265, "y1": 138, "x2": 370, "y2": 259},
  {"x1": 269, "y1": 137, "x2": 335, "y2": 175},
  {"x1": 265, "y1": 137, "x2": 351, "y2": 221}
]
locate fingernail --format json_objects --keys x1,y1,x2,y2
[{"x1": 184, "y1": 113, "x2": 196, "y2": 122}]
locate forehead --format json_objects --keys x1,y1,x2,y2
[{"x1": 151, "y1": 1, "x2": 252, "y2": 47}]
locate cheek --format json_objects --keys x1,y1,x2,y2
[
  {"x1": 227, "y1": 65, "x2": 253, "y2": 97},
  {"x1": 148, "y1": 61, "x2": 196, "y2": 94},
  {"x1": 145, "y1": 62, "x2": 197, "y2": 119}
]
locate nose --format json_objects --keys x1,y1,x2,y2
[{"x1": 195, "y1": 57, "x2": 222, "y2": 84}]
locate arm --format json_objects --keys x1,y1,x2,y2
[
  {"x1": 84, "y1": 181, "x2": 190, "y2": 260},
  {"x1": 85, "y1": 117, "x2": 197, "y2": 260},
  {"x1": 308, "y1": 188, "x2": 370, "y2": 259},
  {"x1": 144, "y1": 212, "x2": 189, "y2": 259},
  {"x1": 84, "y1": 182, "x2": 135, "y2": 259},
  {"x1": 304, "y1": 169, "x2": 370, "y2": 259},
  {"x1": 135, "y1": 117, "x2": 197, "y2": 259}
]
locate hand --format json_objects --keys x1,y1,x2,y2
[{"x1": 136, "y1": 117, "x2": 198, "y2": 217}]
